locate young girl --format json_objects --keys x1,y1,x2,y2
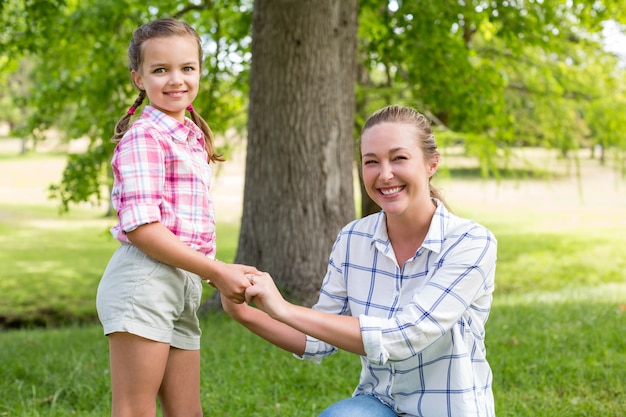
[
  {"x1": 96, "y1": 18, "x2": 256, "y2": 417},
  {"x1": 223, "y1": 105, "x2": 497, "y2": 417}
]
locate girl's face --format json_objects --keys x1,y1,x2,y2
[
  {"x1": 131, "y1": 35, "x2": 200, "y2": 123},
  {"x1": 361, "y1": 122, "x2": 438, "y2": 219}
]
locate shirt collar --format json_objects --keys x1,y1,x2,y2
[
  {"x1": 421, "y1": 199, "x2": 449, "y2": 254},
  {"x1": 141, "y1": 105, "x2": 203, "y2": 144},
  {"x1": 371, "y1": 199, "x2": 449, "y2": 256}
]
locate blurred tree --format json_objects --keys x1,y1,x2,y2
[
  {"x1": 355, "y1": 0, "x2": 626, "y2": 214},
  {"x1": 0, "y1": 57, "x2": 29, "y2": 153}
]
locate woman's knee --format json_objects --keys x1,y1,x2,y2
[{"x1": 318, "y1": 395, "x2": 396, "y2": 417}]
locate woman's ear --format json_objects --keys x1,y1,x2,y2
[{"x1": 428, "y1": 154, "x2": 440, "y2": 177}]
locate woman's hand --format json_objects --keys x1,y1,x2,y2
[
  {"x1": 244, "y1": 272, "x2": 365, "y2": 356},
  {"x1": 244, "y1": 273, "x2": 291, "y2": 320}
]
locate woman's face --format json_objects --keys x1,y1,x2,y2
[{"x1": 360, "y1": 122, "x2": 438, "y2": 218}]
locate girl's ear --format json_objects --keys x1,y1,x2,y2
[{"x1": 131, "y1": 70, "x2": 144, "y2": 90}]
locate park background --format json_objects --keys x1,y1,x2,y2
[{"x1": 1, "y1": 0, "x2": 626, "y2": 416}]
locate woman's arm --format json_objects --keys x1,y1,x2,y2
[
  {"x1": 221, "y1": 295, "x2": 308, "y2": 355},
  {"x1": 241, "y1": 225, "x2": 496, "y2": 362},
  {"x1": 359, "y1": 228, "x2": 498, "y2": 363},
  {"x1": 244, "y1": 274, "x2": 365, "y2": 356},
  {"x1": 126, "y1": 222, "x2": 254, "y2": 303}
]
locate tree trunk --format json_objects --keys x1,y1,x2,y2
[
  {"x1": 360, "y1": 180, "x2": 380, "y2": 217},
  {"x1": 235, "y1": 0, "x2": 358, "y2": 307}
]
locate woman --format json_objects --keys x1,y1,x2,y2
[{"x1": 223, "y1": 105, "x2": 497, "y2": 417}]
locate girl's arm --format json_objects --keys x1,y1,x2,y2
[
  {"x1": 126, "y1": 222, "x2": 254, "y2": 303},
  {"x1": 243, "y1": 274, "x2": 366, "y2": 356},
  {"x1": 221, "y1": 295, "x2": 308, "y2": 355}
]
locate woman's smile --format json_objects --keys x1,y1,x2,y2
[{"x1": 379, "y1": 186, "x2": 404, "y2": 196}]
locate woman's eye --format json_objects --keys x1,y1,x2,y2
[
  {"x1": 363, "y1": 159, "x2": 377, "y2": 165},
  {"x1": 183, "y1": 66, "x2": 194, "y2": 72}
]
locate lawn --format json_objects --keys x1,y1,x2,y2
[{"x1": 0, "y1": 146, "x2": 625, "y2": 416}]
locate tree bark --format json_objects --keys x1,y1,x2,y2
[{"x1": 235, "y1": 0, "x2": 358, "y2": 306}]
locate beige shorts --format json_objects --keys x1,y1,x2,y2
[{"x1": 96, "y1": 243, "x2": 203, "y2": 350}]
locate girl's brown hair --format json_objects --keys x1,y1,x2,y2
[
  {"x1": 112, "y1": 17, "x2": 223, "y2": 163},
  {"x1": 361, "y1": 105, "x2": 449, "y2": 209}
]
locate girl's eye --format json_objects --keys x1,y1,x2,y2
[
  {"x1": 183, "y1": 66, "x2": 194, "y2": 72},
  {"x1": 154, "y1": 68, "x2": 166, "y2": 74},
  {"x1": 394, "y1": 155, "x2": 407, "y2": 161}
]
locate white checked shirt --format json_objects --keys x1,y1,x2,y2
[{"x1": 301, "y1": 200, "x2": 497, "y2": 417}]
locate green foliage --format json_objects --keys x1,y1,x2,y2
[
  {"x1": 0, "y1": 57, "x2": 22, "y2": 128},
  {"x1": 1, "y1": 1, "x2": 625, "y2": 211},
  {"x1": 0, "y1": 0, "x2": 253, "y2": 212},
  {"x1": 47, "y1": 141, "x2": 114, "y2": 213},
  {"x1": 356, "y1": 0, "x2": 626, "y2": 174},
  {"x1": 1, "y1": 0, "x2": 626, "y2": 210},
  {"x1": 0, "y1": 0, "x2": 67, "y2": 55}
]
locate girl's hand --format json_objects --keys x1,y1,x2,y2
[
  {"x1": 210, "y1": 262, "x2": 258, "y2": 304},
  {"x1": 244, "y1": 273, "x2": 290, "y2": 320}
]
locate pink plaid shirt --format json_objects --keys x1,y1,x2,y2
[{"x1": 110, "y1": 106, "x2": 216, "y2": 258}]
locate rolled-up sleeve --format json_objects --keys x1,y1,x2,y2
[
  {"x1": 112, "y1": 127, "x2": 165, "y2": 233},
  {"x1": 360, "y1": 227, "x2": 497, "y2": 365},
  {"x1": 296, "y1": 232, "x2": 352, "y2": 362}
]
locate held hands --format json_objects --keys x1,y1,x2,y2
[
  {"x1": 208, "y1": 261, "x2": 260, "y2": 304},
  {"x1": 217, "y1": 268, "x2": 290, "y2": 321}
]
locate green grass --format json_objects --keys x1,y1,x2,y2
[
  {"x1": 0, "y1": 204, "x2": 117, "y2": 327},
  {"x1": 489, "y1": 300, "x2": 626, "y2": 416},
  {"x1": 1, "y1": 151, "x2": 625, "y2": 416},
  {"x1": 0, "y1": 315, "x2": 360, "y2": 416},
  {"x1": 495, "y1": 232, "x2": 626, "y2": 293},
  {"x1": 0, "y1": 325, "x2": 112, "y2": 416},
  {"x1": 2, "y1": 293, "x2": 624, "y2": 416},
  {"x1": 0, "y1": 203, "x2": 239, "y2": 328}
]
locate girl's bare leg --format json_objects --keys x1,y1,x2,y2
[
  {"x1": 108, "y1": 332, "x2": 170, "y2": 417},
  {"x1": 159, "y1": 347, "x2": 202, "y2": 417}
]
